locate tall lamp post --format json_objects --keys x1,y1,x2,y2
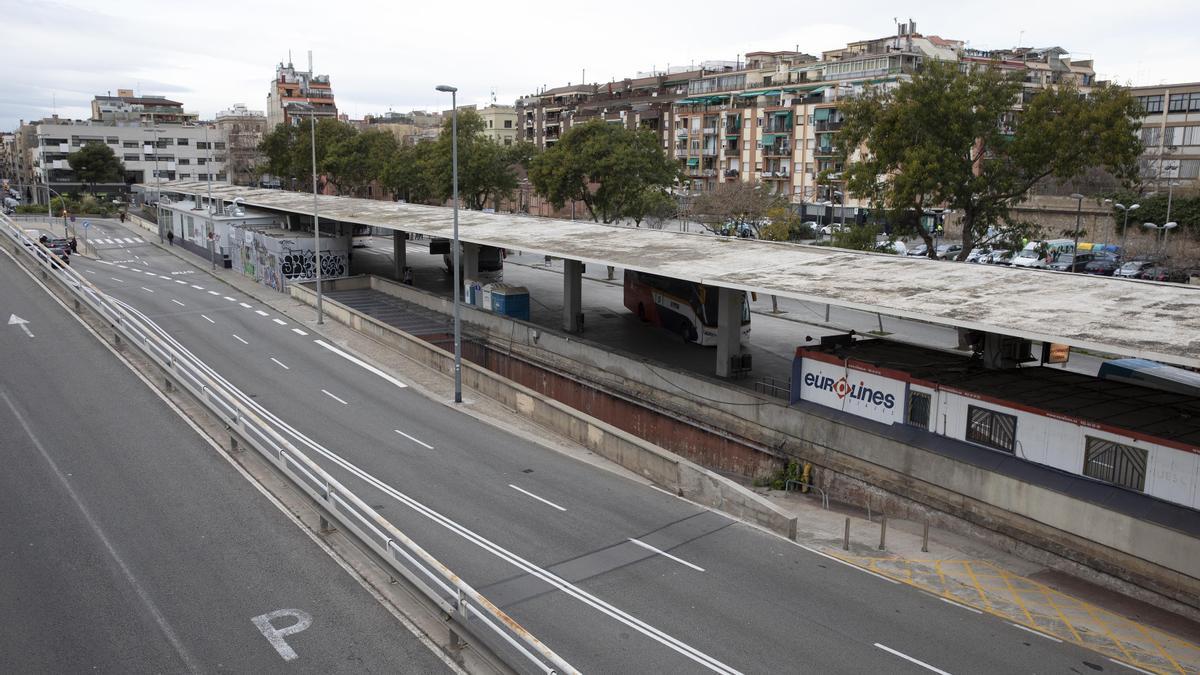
[
  {"x1": 1143, "y1": 221, "x2": 1178, "y2": 257},
  {"x1": 1114, "y1": 202, "x2": 1139, "y2": 254},
  {"x1": 436, "y1": 84, "x2": 462, "y2": 404},
  {"x1": 293, "y1": 103, "x2": 324, "y2": 325},
  {"x1": 1069, "y1": 193, "x2": 1085, "y2": 267}
]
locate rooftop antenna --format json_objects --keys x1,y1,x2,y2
[
  {"x1": 308, "y1": 50, "x2": 312, "y2": 75},
  {"x1": 288, "y1": 50, "x2": 293, "y2": 67}
]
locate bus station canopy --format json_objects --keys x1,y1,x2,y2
[{"x1": 144, "y1": 181, "x2": 1200, "y2": 368}]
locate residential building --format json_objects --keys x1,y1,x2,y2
[
  {"x1": 91, "y1": 89, "x2": 199, "y2": 124},
  {"x1": 357, "y1": 110, "x2": 442, "y2": 145},
  {"x1": 476, "y1": 104, "x2": 518, "y2": 145},
  {"x1": 1130, "y1": 81, "x2": 1200, "y2": 194},
  {"x1": 215, "y1": 104, "x2": 267, "y2": 186},
  {"x1": 266, "y1": 57, "x2": 337, "y2": 130}
]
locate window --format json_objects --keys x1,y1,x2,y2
[
  {"x1": 124, "y1": 154, "x2": 140, "y2": 161},
  {"x1": 177, "y1": 158, "x2": 190, "y2": 165},
  {"x1": 1176, "y1": 159, "x2": 1200, "y2": 179},
  {"x1": 177, "y1": 138, "x2": 189, "y2": 145},
  {"x1": 198, "y1": 157, "x2": 207, "y2": 165},
  {"x1": 1182, "y1": 126, "x2": 1200, "y2": 146},
  {"x1": 1141, "y1": 127, "x2": 1162, "y2": 146},
  {"x1": 487, "y1": 120, "x2": 493, "y2": 128},
  {"x1": 965, "y1": 405, "x2": 1017, "y2": 453},
  {"x1": 1083, "y1": 437, "x2": 1147, "y2": 492},
  {"x1": 123, "y1": 141, "x2": 139, "y2": 148},
  {"x1": 906, "y1": 391, "x2": 931, "y2": 429},
  {"x1": 1169, "y1": 93, "x2": 1187, "y2": 112},
  {"x1": 106, "y1": 137, "x2": 119, "y2": 144},
  {"x1": 1191, "y1": 92, "x2": 1200, "y2": 112},
  {"x1": 214, "y1": 141, "x2": 225, "y2": 149},
  {"x1": 1137, "y1": 95, "x2": 1163, "y2": 113},
  {"x1": 196, "y1": 141, "x2": 209, "y2": 150},
  {"x1": 504, "y1": 120, "x2": 513, "y2": 128},
  {"x1": 186, "y1": 216, "x2": 195, "y2": 239}
]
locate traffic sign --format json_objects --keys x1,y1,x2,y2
[{"x1": 82, "y1": 220, "x2": 91, "y2": 230}]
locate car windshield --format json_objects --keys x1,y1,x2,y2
[
  {"x1": 1119, "y1": 262, "x2": 1140, "y2": 270},
  {"x1": 1017, "y1": 250, "x2": 1038, "y2": 259}
]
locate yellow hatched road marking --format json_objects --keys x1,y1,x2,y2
[
  {"x1": 996, "y1": 568, "x2": 1039, "y2": 629},
  {"x1": 960, "y1": 561, "x2": 996, "y2": 612},
  {"x1": 1130, "y1": 620, "x2": 1187, "y2": 675}
]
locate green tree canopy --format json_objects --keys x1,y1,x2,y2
[
  {"x1": 258, "y1": 118, "x2": 358, "y2": 190},
  {"x1": 324, "y1": 128, "x2": 398, "y2": 197},
  {"x1": 528, "y1": 120, "x2": 678, "y2": 223},
  {"x1": 381, "y1": 141, "x2": 436, "y2": 204},
  {"x1": 838, "y1": 60, "x2": 1143, "y2": 259},
  {"x1": 68, "y1": 142, "x2": 125, "y2": 192},
  {"x1": 424, "y1": 109, "x2": 530, "y2": 210}
]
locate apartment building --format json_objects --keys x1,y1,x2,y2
[
  {"x1": 91, "y1": 89, "x2": 199, "y2": 125},
  {"x1": 266, "y1": 57, "x2": 337, "y2": 130},
  {"x1": 476, "y1": 104, "x2": 518, "y2": 145},
  {"x1": 215, "y1": 104, "x2": 267, "y2": 186},
  {"x1": 1130, "y1": 82, "x2": 1200, "y2": 194}
]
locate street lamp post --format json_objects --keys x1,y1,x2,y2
[
  {"x1": 293, "y1": 103, "x2": 324, "y2": 325},
  {"x1": 204, "y1": 124, "x2": 217, "y2": 270},
  {"x1": 436, "y1": 84, "x2": 462, "y2": 404},
  {"x1": 1069, "y1": 193, "x2": 1085, "y2": 269},
  {"x1": 1142, "y1": 221, "x2": 1178, "y2": 256},
  {"x1": 1114, "y1": 202, "x2": 1139, "y2": 255}
]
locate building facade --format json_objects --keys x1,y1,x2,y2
[
  {"x1": 266, "y1": 59, "x2": 337, "y2": 130},
  {"x1": 216, "y1": 104, "x2": 267, "y2": 186},
  {"x1": 91, "y1": 89, "x2": 199, "y2": 125},
  {"x1": 1131, "y1": 81, "x2": 1200, "y2": 195},
  {"x1": 476, "y1": 104, "x2": 518, "y2": 145}
]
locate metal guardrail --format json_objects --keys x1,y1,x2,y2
[{"x1": 0, "y1": 213, "x2": 577, "y2": 675}]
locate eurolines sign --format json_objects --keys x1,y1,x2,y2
[{"x1": 799, "y1": 358, "x2": 905, "y2": 425}]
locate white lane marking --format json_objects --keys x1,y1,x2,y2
[
  {"x1": 255, "y1": 310, "x2": 269, "y2": 316},
  {"x1": 321, "y1": 389, "x2": 349, "y2": 405},
  {"x1": 96, "y1": 260, "x2": 112, "y2": 265},
  {"x1": 207, "y1": 290, "x2": 220, "y2": 295},
  {"x1": 239, "y1": 302, "x2": 252, "y2": 308},
  {"x1": 508, "y1": 484, "x2": 567, "y2": 511},
  {"x1": 251, "y1": 608, "x2": 312, "y2": 662},
  {"x1": 95, "y1": 300, "x2": 740, "y2": 675},
  {"x1": 0, "y1": 389, "x2": 202, "y2": 670},
  {"x1": 110, "y1": 277, "x2": 124, "y2": 283},
  {"x1": 628, "y1": 538, "x2": 704, "y2": 571},
  {"x1": 270, "y1": 357, "x2": 290, "y2": 370},
  {"x1": 140, "y1": 286, "x2": 154, "y2": 293},
  {"x1": 794, "y1": 543, "x2": 900, "y2": 584},
  {"x1": 233, "y1": 334, "x2": 249, "y2": 345},
  {"x1": 224, "y1": 296, "x2": 237, "y2": 302},
  {"x1": 292, "y1": 328, "x2": 308, "y2": 336},
  {"x1": 191, "y1": 284, "x2": 204, "y2": 290},
  {"x1": 141, "y1": 260, "x2": 149, "y2": 267},
  {"x1": 314, "y1": 340, "x2": 408, "y2": 389},
  {"x1": 134, "y1": 237, "x2": 145, "y2": 243},
  {"x1": 171, "y1": 299, "x2": 185, "y2": 307},
  {"x1": 117, "y1": 264, "x2": 128, "y2": 269},
  {"x1": 874, "y1": 644, "x2": 952, "y2": 675},
  {"x1": 1009, "y1": 623, "x2": 1061, "y2": 643},
  {"x1": 272, "y1": 318, "x2": 287, "y2": 325},
  {"x1": 159, "y1": 275, "x2": 171, "y2": 280},
  {"x1": 1107, "y1": 658, "x2": 1157, "y2": 675},
  {"x1": 125, "y1": 238, "x2": 137, "y2": 244},
  {"x1": 394, "y1": 428, "x2": 434, "y2": 449},
  {"x1": 174, "y1": 279, "x2": 187, "y2": 285},
  {"x1": 201, "y1": 314, "x2": 215, "y2": 324},
  {"x1": 939, "y1": 597, "x2": 983, "y2": 614}
]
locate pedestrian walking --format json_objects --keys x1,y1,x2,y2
[
  {"x1": 167, "y1": 230, "x2": 174, "y2": 246},
  {"x1": 69, "y1": 236, "x2": 78, "y2": 253}
]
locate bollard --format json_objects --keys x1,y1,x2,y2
[
  {"x1": 878, "y1": 514, "x2": 888, "y2": 551},
  {"x1": 73, "y1": 298, "x2": 80, "y2": 313},
  {"x1": 922, "y1": 519, "x2": 930, "y2": 553},
  {"x1": 843, "y1": 517, "x2": 850, "y2": 551},
  {"x1": 163, "y1": 377, "x2": 173, "y2": 392},
  {"x1": 229, "y1": 436, "x2": 239, "y2": 453}
]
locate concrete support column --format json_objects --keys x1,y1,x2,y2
[
  {"x1": 563, "y1": 258, "x2": 583, "y2": 333},
  {"x1": 462, "y1": 242, "x2": 480, "y2": 298},
  {"x1": 392, "y1": 230, "x2": 407, "y2": 280},
  {"x1": 715, "y1": 287, "x2": 741, "y2": 378}
]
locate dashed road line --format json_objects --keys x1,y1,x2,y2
[
  {"x1": 171, "y1": 299, "x2": 185, "y2": 306},
  {"x1": 254, "y1": 310, "x2": 269, "y2": 316},
  {"x1": 270, "y1": 357, "x2": 290, "y2": 370},
  {"x1": 239, "y1": 302, "x2": 252, "y2": 308},
  {"x1": 939, "y1": 597, "x2": 983, "y2": 614},
  {"x1": 321, "y1": 389, "x2": 348, "y2": 405},
  {"x1": 140, "y1": 286, "x2": 154, "y2": 293},
  {"x1": 272, "y1": 318, "x2": 287, "y2": 325},
  {"x1": 394, "y1": 428, "x2": 434, "y2": 449},
  {"x1": 190, "y1": 284, "x2": 204, "y2": 290},
  {"x1": 874, "y1": 644, "x2": 952, "y2": 675},
  {"x1": 200, "y1": 315, "x2": 215, "y2": 324},
  {"x1": 292, "y1": 328, "x2": 309, "y2": 336},
  {"x1": 232, "y1": 334, "x2": 249, "y2": 345},
  {"x1": 628, "y1": 538, "x2": 704, "y2": 572}
]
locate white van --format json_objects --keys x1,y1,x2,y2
[{"x1": 1011, "y1": 239, "x2": 1073, "y2": 269}]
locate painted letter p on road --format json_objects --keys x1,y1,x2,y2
[{"x1": 252, "y1": 608, "x2": 313, "y2": 661}]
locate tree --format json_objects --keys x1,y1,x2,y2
[
  {"x1": 528, "y1": 120, "x2": 678, "y2": 223},
  {"x1": 324, "y1": 128, "x2": 397, "y2": 197},
  {"x1": 691, "y1": 180, "x2": 782, "y2": 236},
  {"x1": 258, "y1": 118, "x2": 359, "y2": 192},
  {"x1": 382, "y1": 141, "x2": 436, "y2": 204},
  {"x1": 624, "y1": 187, "x2": 678, "y2": 227},
  {"x1": 422, "y1": 109, "x2": 529, "y2": 210},
  {"x1": 68, "y1": 142, "x2": 124, "y2": 192},
  {"x1": 838, "y1": 60, "x2": 1143, "y2": 260}
]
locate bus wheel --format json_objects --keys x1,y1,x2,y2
[
  {"x1": 636, "y1": 303, "x2": 646, "y2": 321},
  {"x1": 680, "y1": 323, "x2": 694, "y2": 343}
]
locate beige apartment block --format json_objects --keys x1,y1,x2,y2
[{"x1": 1131, "y1": 82, "x2": 1200, "y2": 195}]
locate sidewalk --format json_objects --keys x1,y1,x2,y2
[{"x1": 119, "y1": 216, "x2": 1200, "y2": 675}]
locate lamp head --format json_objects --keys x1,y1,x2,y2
[
  {"x1": 1142, "y1": 222, "x2": 1157, "y2": 229},
  {"x1": 435, "y1": 85, "x2": 458, "y2": 93},
  {"x1": 1069, "y1": 193, "x2": 1085, "y2": 200},
  {"x1": 1164, "y1": 222, "x2": 1178, "y2": 230},
  {"x1": 1114, "y1": 203, "x2": 1125, "y2": 210},
  {"x1": 1130, "y1": 204, "x2": 1140, "y2": 211}
]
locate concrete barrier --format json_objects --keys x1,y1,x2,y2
[{"x1": 289, "y1": 279, "x2": 798, "y2": 540}]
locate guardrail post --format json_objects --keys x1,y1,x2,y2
[
  {"x1": 163, "y1": 377, "x2": 173, "y2": 392},
  {"x1": 878, "y1": 513, "x2": 887, "y2": 551},
  {"x1": 922, "y1": 519, "x2": 930, "y2": 553},
  {"x1": 843, "y1": 517, "x2": 850, "y2": 551},
  {"x1": 319, "y1": 515, "x2": 336, "y2": 534},
  {"x1": 229, "y1": 435, "x2": 239, "y2": 453},
  {"x1": 73, "y1": 298, "x2": 80, "y2": 313}
]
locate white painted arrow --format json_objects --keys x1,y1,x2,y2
[{"x1": 7, "y1": 314, "x2": 34, "y2": 338}]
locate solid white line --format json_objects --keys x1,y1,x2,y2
[
  {"x1": 939, "y1": 597, "x2": 983, "y2": 614},
  {"x1": 314, "y1": 339, "x2": 408, "y2": 389},
  {"x1": 254, "y1": 310, "x2": 269, "y2": 316},
  {"x1": 394, "y1": 428, "x2": 434, "y2": 449},
  {"x1": 1107, "y1": 658, "x2": 1156, "y2": 675},
  {"x1": 239, "y1": 302, "x2": 252, "y2": 308},
  {"x1": 321, "y1": 389, "x2": 349, "y2": 405},
  {"x1": 794, "y1": 543, "x2": 901, "y2": 584},
  {"x1": 232, "y1": 334, "x2": 248, "y2": 345},
  {"x1": 1009, "y1": 623, "x2": 1061, "y2": 643},
  {"x1": 190, "y1": 284, "x2": 204, "y2": 290},
  {"x1": 171, "y1": 299, "x2": 185, "y2": 306},
  {"x1": 292, "y1": 328, "x2": 308, "y2": 336},
  {"x1": 140, "y1": 286, "x2": 154, "y2": 293},
  {"x1": 874, "y1": 644, "x2": 952, "y2": 675},
  {"x1": 508, "y1": 484, "x2": 566, "y2": 511},
  {"x1": 272, "y1": 318, "x2": 287, "y2": 325},
  {"x1": 207, "y1": 290, "x2": 219, "y2": 295},
  {"x1": 200, "y1": 314, "x2": 215, "y2": 324},
  {"x1": 270, "y1": 357, "x2": 290, "y2": 370},
  {"x1": 110, "y1": 277, "x2": 124, "y2": 283},
  {"x1": 628, "y1": 538, "x2": 704, "y2": 571}
]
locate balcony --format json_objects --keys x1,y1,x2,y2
[
  {"x1": 763, "y1": 145, "x2": 792, "y2": 156},
  {"x1": 762, "y1": 124, "x2": 793, "y2": 134},
  {"x1": 725, "y1": 127, "x2": 741, "y2": 135},
  {"x1": 815, "y1": 120, "x2": 844, "y2": 132},
  {"x1": 675, "y1": 129, "x2": 689, "y2": 139},
  {"x1": 701, "y1": 169, "x2": 716, "y2": 177},
  {"x1": 675, "y1": 147, "x2": 690, "y2": 157},
  {"x1": 702, "y1": 127, "x2": 717, "y2": 134},
  {"x1": 815, "y1": 146, "x2": 834, "y2": 155},
  {"x1": 701, "y1": 147, "x2": 718, "y2": 156},
  {"x1": 724, "y1": 169, "x2": 740, "y2": 178}
]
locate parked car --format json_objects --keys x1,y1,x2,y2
[
  {"x1": 986, "y1": 250, "x2": 1013, "y2": 265},
  {"x1": 875, "y1": 240, "x2": 907, "y2": 255},
  {"x1": 1048, "y1": 252, "x2": 1111, "y2": 273},
  {"x1": 1139, "y1": 266, "x2": 1189, "y2": 283},
  {"x1": 965, "y1": 247, "x2": 991, "y2": 263},
  {"x1": 1114, "y1": 259, "x2": 1157, "y2": 278},
  {"x1": 935, "y1": 244, "x2": 963, "y2": 260},
  {"x1": 819, "y1": 223, "x2": 848, "y2": 236},
  {"x1": 906, "y1": 243, "x2": 929, "y2": 257},
  {"x1": 1083, "y1": 258, "x2": 1121, "y2": 276}
]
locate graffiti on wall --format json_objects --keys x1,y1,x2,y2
[{"x1": 279, "y1": 248, "x2": 347, "y2": 281}]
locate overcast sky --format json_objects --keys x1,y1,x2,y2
[{"x1": 4, "y1": 0, "x2": 1197, "y2": 130}]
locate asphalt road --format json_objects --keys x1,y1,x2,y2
[
  {"x1": 0, "y1": 237, "x2": 452, "y2": 673},
  {"x1": 50, "y1": 220, "x2": 1136, "y2": 673}
]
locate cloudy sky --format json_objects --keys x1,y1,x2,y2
[{"x1": 4, "y1": 0, "x2": 1197, "y2": 130}]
